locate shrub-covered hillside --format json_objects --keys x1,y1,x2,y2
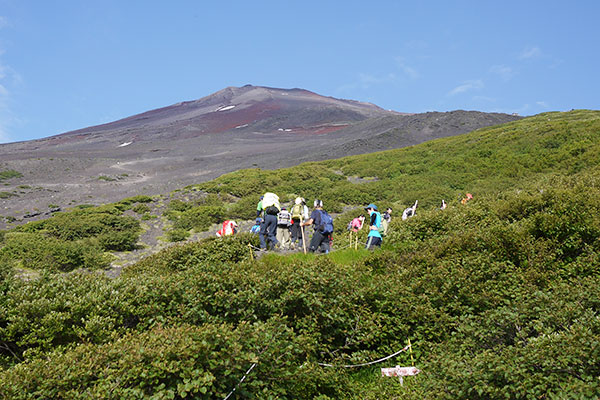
[
  {"x1": 0, "y1": 110, "x2": 599, "y2": 398},
  {"x1": 181, "y1": 110, "x2": 600, "y2": 220},
  {"x1": 0, "y1": 196, "x2": 152, "y2": 275}
]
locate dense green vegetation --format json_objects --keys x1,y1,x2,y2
[
  {"x1": 164, "y1": 194, "x2": 228, "y2": 233},
  {"x1": 0, "y1": 199, "x2": 146, "y2": 273},
  {"x1": 0, "y1": 110, "x2": 599, "y2": 398}
]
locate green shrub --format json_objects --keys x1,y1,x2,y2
[
  {"x1": 124, "y1": 233, "x2": 258, "y2": 276},
  {"x1": 118, "y1": 195, "x2": 153, "y2": 205},
  {"x1": 131, "y1": 203, "x2": 150, "y2": 214},
  {"x1": 0, "y1": 232, "x2": 110, "y2": 272},
  {"x1": 0, "y1": 258, "x2": 13, "y2": 285},
  {"x1": 2, "y1": 206, "x2": 140, "y2": 271},
  {"x1": 0, "y1": 192, "x2": 16, "y2": 199},
  {"x1": 0, "y1": 170, "x2": 23, "y2": 181},
  {"x1": 166, "y1": 228, "x2": 190, "y2": 242},
  {"x1": 97, "y1": 231, "x2": 139, "y2": 251},
  {"x1": 166, "y1": 199, "x2": 192, "y2": 212},
  {"x1": 0, "y1": 319, "x2": 342, "y2": 399},
  {"x1": 423, "y1": 277, "x2": 600, "y2": 399},
  {"x1": 15, "y1": 208, "x2": 140, "y2": 251},
  {"x1": 167, "y1": 205, "x2": 225, "y2": 232}
]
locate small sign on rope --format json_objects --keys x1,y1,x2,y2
[{"x1": 381, "y1": 365, "x2": 420, "y2": 386}]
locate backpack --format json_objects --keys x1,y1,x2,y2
[
  {"x1": 291, "y1": 204, "x2": 303, "y2": 219},
  {"x1": 265, "y1": 206, "x2": 279, "y2": 215},
  {"x1": 277, "y1": 211, "x2": 292, "y2": 226},
  {"x1": 347, "y1": 220, "x2": 353, "y2": 231},
  {"x1": 262, "y1": 192, "x2": 280, "y2": 208},
  {"x1": 318, "y1": 210, "x2": 334, "y2": 235}
]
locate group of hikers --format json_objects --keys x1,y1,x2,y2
[
  {"x1": 216, "y1": 192, "x2": 475, "y2": 253},
  {"x1": 254, "y1": 193, "x2": 334, "y2": 253}
]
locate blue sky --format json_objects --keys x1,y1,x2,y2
[{"x1": 0, "y1": 1, "x2": 598, "y2": 143}]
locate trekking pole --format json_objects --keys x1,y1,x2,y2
[
  {"x1": 355, "y1": 234, "x2": 358, "y2": 250},
  {"x1": 300, "y1": 217, "x2": 307, "y2": 254}
]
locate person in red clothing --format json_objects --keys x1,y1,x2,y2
[
  {"x1": 216, "y1": 220, "x2": 238, "y2": 237},
  {"x1": 349, "y1": 215, "x2": 365, "y2": 232}
]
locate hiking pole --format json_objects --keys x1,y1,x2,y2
[{"x1": 300, "y1": 217, "x2": 307, "y2": 254}]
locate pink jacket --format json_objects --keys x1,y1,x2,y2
[{"x1": 351, "y1": 218, "x2": 363, "y2": 232}]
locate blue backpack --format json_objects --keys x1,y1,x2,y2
[{"x1": 319, "y1": 210, "x2": 334, "y2": 234}]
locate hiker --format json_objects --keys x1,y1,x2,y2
[
  {"x1": 250, "y1": 218, "x2": 262, "y2": 234},
  {"x1": 382, "y1": 207, "x2": 392, "y2": 236},
  {"x1": 461, "y1": 193, "x2": 473, "y2": 205},
  {"x1": 216, "y1": 220, "x2": 238, "y2": 237},
  {"x1": 402, "y1": 200, "x2": 418, "y2": 220},
  {"x1": 348, "y1": 214, "x2": 365, "y2": 232},
  {"x1": 256, "y1": 195, "x2": 264, "y2": 217},
  {"x1": 440, "y1": 199, "x2": 447, "y2": 210},
  {"x1": 259, "y1": 192, "x2": 281, "y2": 250},
  {"x1": 276, "y1": 207, "x2": 292, "y2": 250},
  {"x1": 290, "y1": 197, "x2": 309, "y2": 249},
  {"x1": 365, "y1": 204, "x2": 382, "y2": 249},
  {"x1": 302, "y1": 199, "x2": 334, "y2": 253}
]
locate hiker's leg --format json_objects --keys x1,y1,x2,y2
[
  {"x1": 290, "y1": 220, "x2": 299, "y2": 243},
  {"x1": 265, "y1": 214, "x2": 278, "y2": 249},
  {"x1": 276, "y1": 226, "x2": 284, "y2": 247},
  {"x1": 282, "y1": 228, "x2": 291, "y2": 249},
  {"x1": 373, "y1": 237, "x2": 382, "y2": 248},
  {"x1": 259, "y1": 220, "x2": 268, "y2": 249},
  {"x1": 365, "y1": 236, "x2": 374, "y2": 250},
  {"x1": 320, "y1": 235, "x2": 330, "y2": 254},
  {"x1": 382, "y1": 220, "x2": 389, "y2": 236},
  {"x1": 308, "y1": 231, "x2": 323, "y2": 252}
]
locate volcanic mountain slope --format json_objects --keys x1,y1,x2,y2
[
  {"x1": 0, "y1": 85, "x2": 520, "y2": 224},
  {"x1": 24, "y1": 85, "x2": 394, "y2": 147}
]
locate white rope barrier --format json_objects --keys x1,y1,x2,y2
[
  {"x1": 318, "y1": 345, "x2": 411, "y2": 368},
  {"x1": 223, "y1": 362, "x2": 257, "y2": 400}
]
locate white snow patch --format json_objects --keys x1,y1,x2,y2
[
  {"x1": 284, "y1": 129, "x2": 292, "y2": 132},
  {"x1": 119, "y1": 142, "x2": 132, "y2": 147},
  {"x1": 235, "y1": 124, "x2": 249, "y2": 129},
  {"x1": 278, "y1": 128, "x2": 284, "y2": 131},
  {"x1": 216, "y1": 105, "x2": 236, "y2": 112}
]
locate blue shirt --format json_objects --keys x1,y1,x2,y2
[
  {"x1": 310, "y1": 209, "x2": 322, "y2": 228},
  {"x1": 368, "y1": 211, "x2": 382, "y2": 238}
]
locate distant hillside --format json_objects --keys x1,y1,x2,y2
[
  {"x1": 0, "y1": 85, "x2": 520, "y2": 226},
  {"x1": 193, "y1": 110, "x2": 600, "y2": 215}
]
